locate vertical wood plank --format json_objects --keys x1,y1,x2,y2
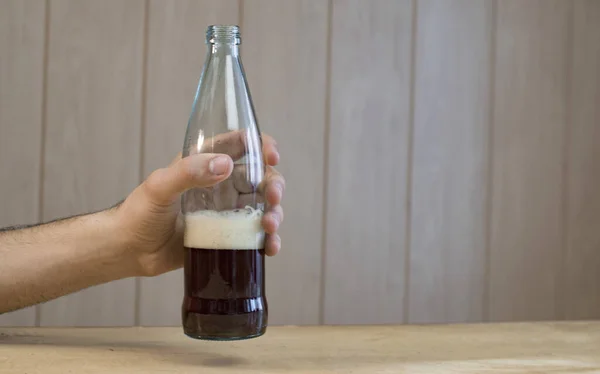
[
  {"x1": 408, "y1": 0, "x2": 492, "y2": 323},
  {"x1": 139, "y1": 0, "x2": 239, "y2": 326},
  {"x1": 324, "y1": 0, "x2": 413, "y2": 324},
  {"x1": 489, "y1": 0, "x2": 570, "y2": 321},
  {"x1": 0, "y1": 0, "x2": 46, "y2": 327},
  {"x1": 40, "y1": 0, "x2": 145, "y2": 326},
  {"x1": 564, "y1": 0, "x2": 600, "y2": 319},
  {"x1": 242, "y1": 0, "x2": 328, "y2": 325}
]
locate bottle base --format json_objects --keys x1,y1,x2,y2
[
  {"x1": 183, "y1": 329, "x2": 266, "y2": 341},
  {"x1": 182, "y1": 309, "x2": 267, "y2": 341}
]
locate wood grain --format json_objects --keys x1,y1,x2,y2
[
  {"x1": 241, "y1": 0, "x2": 328, "y2": 325},
  {"x1": 564, "y1": 0, "x2": 600, "y2": 319},
  {"x1": 323, "y1": 0, "x2": 413, "y2": 324},
  {"x1": 408, "y1": 0, "x2": 491, "y2": 323},
  {"x1": 0, "y1": 0, "x2": 46, "y2": 327},
  {"x1": 39, "y1": 0, "x2": 145, "y2": 326},
  {"x1": 489, "y1": 0, "x2": 570, "y2": 321},
  {"x1": 2, "y1": 323, "x2": 600, "y2": 373},
  {"x1": 138, "y1": 0, "x2": 239, "y2": 326}
]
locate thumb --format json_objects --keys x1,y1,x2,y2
[{"x1": 142, "y1": 153, "x2": 233, "y2": 206}]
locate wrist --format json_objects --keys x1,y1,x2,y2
[{"x1": 94, "y1": 207, "x2": 141, "y2": 280}]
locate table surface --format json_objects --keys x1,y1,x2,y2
[{"x1": 1, "y1": 322, "x2": 600, "y2": 373}]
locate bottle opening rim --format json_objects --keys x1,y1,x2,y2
[{"x1": 206, "y1": 25, "x2": 241, "y2": 45}]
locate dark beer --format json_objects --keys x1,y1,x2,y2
[{"x1": 181, "y1": 208, "x2": 267, "y2": 340}]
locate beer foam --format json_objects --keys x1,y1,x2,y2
[{"x1": 184, "y1": 207, "x2": 265, "y2": 250}]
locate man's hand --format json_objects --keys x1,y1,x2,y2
[
  {"x1": 115, "y1": 132, "x2": 284, "y2": 277},
  {"x1": 0, "y1": 132, "x2": 283, "y2": 314}
]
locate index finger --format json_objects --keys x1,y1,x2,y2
[
  {"x1": 261, "y1": 133, "x2": 279, "y2": 166},
  {"x1": 197, "y1": 130, "x2": 279, "y2": 166}
]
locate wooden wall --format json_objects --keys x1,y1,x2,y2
[{"x1": 1, "y1": 0, "x2": 599, "y2": 327}]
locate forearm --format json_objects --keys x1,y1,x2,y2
[{"x1": 0, "y1": 209, "x2": 136, "y2": 314}]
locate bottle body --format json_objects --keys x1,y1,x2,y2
[{"x1": 181, "y1": 25, "x2": 267, "y2": 340}]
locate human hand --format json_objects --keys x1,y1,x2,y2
[{"x1": 114, "y1": 132, "x2": 284, "y2": 277}]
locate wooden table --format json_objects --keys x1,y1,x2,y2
[{"x1": 1, "y1": 322, "x2": 600, "y2": 373}]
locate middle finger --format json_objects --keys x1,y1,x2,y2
[{"x1": 233, "y1": 165, "x2": 285, "y2": 206}]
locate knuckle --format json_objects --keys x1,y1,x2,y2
[
  {"x1": 143, "y1": 169, "x2": 166, "y2": 196},
  {"x1": 272, "y1": 175, "x2": 285, "y2": 190},
  {"x1": 142, "y1": 168, "x2": 173, "y2": 208},
  {"x1": 137, "y1": 253, "x2": 163, "y2": 277},
  {"x1": 272, "y1": 205, "x2": 284, "y2": 223},
  {"x1": 267, "y1": 166, "x2": 284, "y2": 180},
  {"x1": 181, "y1": 155, "x2": 214, "y2": 186},
  {"x1": 180, "y1": 159, "x2": 198, "y2": 183},
  {"x1": 263, "y1": 133, "x2": 276, "y2": 146}
]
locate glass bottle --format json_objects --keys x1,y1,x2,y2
[{"x1": 181, "y1": 25, "x2": 267, "y2": 340}]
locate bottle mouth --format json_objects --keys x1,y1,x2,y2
[{"x1": 206, "y1": 25, "x2": 241, "y2": 45}]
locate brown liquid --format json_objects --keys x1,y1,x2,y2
[{"x1": 182, "y1": 247, "x2": 267, "y2": 340}]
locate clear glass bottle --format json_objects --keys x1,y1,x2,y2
[{"x1": 181, "y1": 25, "x2": 267, "y2": 340}]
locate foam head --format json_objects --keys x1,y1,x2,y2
[{"x1": 183, "y1": 207, "x2": 265, "y2": 250}]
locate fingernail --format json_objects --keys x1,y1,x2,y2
[{"x1": 209, "y1": 156, "x2": 229, "y2": 175}]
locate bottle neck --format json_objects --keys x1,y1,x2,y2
[{"x1": 209, "y1": 43, "x2": 240, "y2": 57}]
